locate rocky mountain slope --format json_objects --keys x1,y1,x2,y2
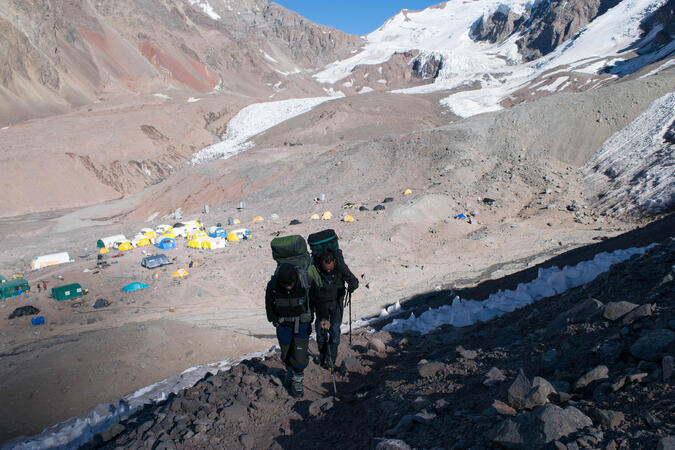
[
  {"x1": 0, "y1": 0, "x2": 362, "y2": 126},
  {"x1": 65, "y1": 220, "x2": 674, "y2": 450}
]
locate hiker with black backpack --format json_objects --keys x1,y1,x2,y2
[
  {"x1": 267, "y1": 236, "x2": 322, "y2": 397},
  {"x1": 309, "y1": 231, "x2": 359, "y2": 369}
]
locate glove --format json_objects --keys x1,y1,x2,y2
[{"x1": 347, "y1": 279, "x2": 358, "y2": 293}]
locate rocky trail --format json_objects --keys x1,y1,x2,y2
[{"x1": 82, "y1": 217, "x2": 674, "y2": 450}]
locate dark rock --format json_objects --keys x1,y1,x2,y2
[
  {"x1": 492, "y1": 405, "x2": 593, "y2": 448},
  {"x1": 657, "y1": 436, "x2": 675, "y2": 450},
  {"x1": 611, "y1": 376, "x2": 626, "y2": 392},
  {"x1": 412, "y1": 396, "x2": 430, "y2": 411},
  {"x1": 368, "y1": 338, "x2": 386, "y2": 352},
  {"x1": 602, "y1": 301, "x2": 638, "y2": 321},
  {"x1": 92, "y1": 298, "x2": 110, "y2": 309},
  {"x1": 627, "y1": 372, "x2": 648, "y2": 383},
  {"x1": 434, "y1": 398, "x2": 451, "y2": 413},
  {"x1": 309, "y1": 397, "x2": 335, "y2": 416},
  {"x1": 221, "y1": 402, "x2": 248, "y2": 422},
  {"x1": 456, "y1": 345, "x2": 478, "y2": 360},
  {"x1": 373, "y1": 204, "x2": 386, "y2": 211},
  {"x1": 181, "y1": 399, "x2": 201, "y2": 415},
  {"x1": 241, "y1": 374, "x2": 257, "y2": 385},
  {"x1": 289, "y1": 219, "x2": 302, "y2": 225},
  {"x1": 8, "y1": 305, "x2": 40, "y2": 319},
  {"x1": 493, "y1": 399, "x2": 517, "y2": 416},
  {"x1": 547, "y1": 298, "x2": 603, "y2": 335},
  {"x1": 622, "y1": 304, "x2": 653, "y2": 325},
  {"x1": 630, "y1": 329, "x2": 674, "y2": 361},
  {"x1": 591, "y1": 409, "x2": 624, "y2": 429},
  {"x1": 417, "y1": 361, "x2": 445, "y2": 378},
  {"x1": 574, "y1": 365, "x2": 609, "y2": 391},
  {"x1": 383, "y1": 197, "x2": 394, "y2": 203},
  {"x1": 551, "y1": 381, "x2": 571, "y2": 394},
  {"x1": 341, "y1": 356, "x2": 366, "y2": 374},
  {"x1": 663, "y1": 355, "x2": 673, "y2": 381},
  {"x1": 359, "y1": 206, "x2": 369, "y2": 211},
  {"x1": 644, "y1": 412, "x2": 662, "y2": 428},
  {"x1": 412, "y1": 409, "x2": 437, "y2": 424},
  {"x1": 238, "y1": 434, "x2": 255, "y2": 450},
  {"x1": 484, "y1": 367, "x2": 507, "y2": 386},
  {"x1": 598, "y1": 341, "x2": 623, "y2": 363},
  {"x1": 384, "y1": 415, "x2": 414, "y2": 437},
  {"x1": 508, "y1": 369, "x2": 532, "y2": 410},
  {"x1": 375, "y1": 439, "x2": 412, "y2": 450}
]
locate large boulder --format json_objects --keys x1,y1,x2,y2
[
  {"x1": 602, "y1": 301, "x2": 638, "y2": 321},
  {"x1": 630, "y1": 329, "x2": 675, "y2": 361},
  {"x1": 492, "y1": 405, "x2": 592, "y2": 448},
  {"x1": 574, "y1": 365, "x2": 609, "y2": 391}
]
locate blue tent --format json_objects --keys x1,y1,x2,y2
[
  {"x1": 155, "y1": 238, "x2": 176, "y2": 250},
  {"x1": 122, "y1": 282, "x2": 149, "y2": 293},
  {"x1": 208, "y1": 227, "x2": 226, "y2": 238}
]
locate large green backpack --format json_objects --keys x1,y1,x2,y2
[{"x1": 270, "y1": 234, "x2": 322, "y2": 290}]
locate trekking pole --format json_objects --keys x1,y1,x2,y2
[
  {"x1": 323, "y1": 329, "x2": 338, "y2": 394},
  {"x1": 348, "y1": 291, "x2": 352, "y2": 346}
]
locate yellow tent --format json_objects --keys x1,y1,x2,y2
[
  {"x1": 252, "y1": 216, "x2": 264, "y2": 222},
  {"x1": 321, "y1": 211, "x2": 333, "y2": 220},
  {"x1": 118, "y1": 242, "x2": 133, "y2": 251},
  {"x1": 201, "y1": 241, "x2": 212, "y2": 249},
  {"x1": 136, "y1": 238, "x2": 151, "y2": 247},
  {"x1": 189, "y1": 230, "x2": 208, "y2": 240},
  {"x1": 172, "y1": 269, "x2": 189, "y2": 278},
  {"x1": 227, "y1": 232, "x2": 240, "y2": 242},
  {"x1": 343, "y1": 215, "x2": 355, "y2": 222},
  {"x1": 142, "y1": 230, "x2": 156, "y2": 239},
  {"x1": 404, "y1": 188, "x2": 412, "y2": 195},
  {"x1": 163, "y1": 230, "x2": 176, "y2": 239},
  {"x1": 233, "y1": 218, "x2": 241, "y2": 224},
  {"x1": 309, "y1": 214, "x2": 320, "y2": 220},
  {"x1": 99, "y1": 247, "x2": 110, "y2": 255},
  {"x1": 188, "y1": 239, "x2": 201, "y2": 249}
]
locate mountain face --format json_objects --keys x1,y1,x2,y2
[{"x1": 0, "y1": 0, "x2": 362, "y2": 125}]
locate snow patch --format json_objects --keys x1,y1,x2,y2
[
  {"x1": 187, "y1": 0, "x2": 220, "y2": 20},
  {"x1": 152, "y1": 93, "x2": 171, "y2": 100},
  {"x1": 191, "y1": 94, "x2": 344, "y2": 165},
  {"x1": 537, "y1": 76, "x2": 569, "y2": 92},
  {"x1": 146, "y1": 212, "x2": 159, "y2": 222},
  {"x1": 187, "y1": 97, "x2": 201, "y2": 103},
  {"x1": 383, "y1": 244, "x2": 657, "y2": 335},
  {"x1": 583, "y1": 92, "x2": 675, "y2": 217}
]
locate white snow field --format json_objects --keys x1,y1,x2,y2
[
  {"x1": 584, "y1": 92, "x2": 675, "y2": 217},
  {"x1": 190, "y1": 94, "x2": 343, "y2": 165},
  {"x1": 315, "y1": 0, "x2": 669, "y2": 117},
  {"x1": 383, "y1": 244, "x2": 657, "y2": 335}
]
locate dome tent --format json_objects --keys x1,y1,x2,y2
[{"x1": 155, "y1": 238, "x2": 176, "y2": 250}]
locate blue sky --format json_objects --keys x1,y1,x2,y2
[{"x1": 276, "y1": 1, "x2": 442, "y2": 35}]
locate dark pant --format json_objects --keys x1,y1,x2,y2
[
  {"x1": 315, "y1": 302, "x2": 343, "y2": 364},
  {"x1": 277, "y1": 321, "x2": 310, "y2": 372}
]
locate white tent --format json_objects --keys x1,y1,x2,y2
[
  {"x1": 201, "y1": 237, "x2": 227, "y2": 250},
  {"x1": 98, "y1": 234, "x2": 128, "y2": 249},
  {"x1": 31, "y1": 252, "x2": 72, "y2": 270}
]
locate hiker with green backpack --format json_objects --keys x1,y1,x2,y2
[
  {"x1": 266, "y1": 235, "x2": 322, "y2": 397},
  {"x1": 308, "y1": 230, "x2": 359, "y2": 369}
]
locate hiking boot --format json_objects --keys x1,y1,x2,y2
[
  {"x1": 284, "y1": 368, "x2": 293, "y2": 386},
  {"x1": 291, "y1": 373, "x2": 304, "y2": 398}
]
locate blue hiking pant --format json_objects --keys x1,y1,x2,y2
[{"x1": 276, "y1": 321, "x2": 311, "y2": 373}]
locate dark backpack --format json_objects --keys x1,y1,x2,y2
[
  {"x1": 308, "y1": 229, "x2": 345, "y2": 263},
  {"x1": 270, "y1": 235, "x2": 322, "y2": 320}
]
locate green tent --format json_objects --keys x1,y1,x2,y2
[
  {"x1": 0, "y1": 278, "x2": 30, "y2": 299},
  {"x1": 52, "y1": 283, "x2": 83, "y2": 301}
]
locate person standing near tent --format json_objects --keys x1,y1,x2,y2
[
  {"x1": 265, "y1": 263, "x2": 319, "y2": 397},
  {"x1": 314, "y1": 248, "x2": 359, "y2": 369}
]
